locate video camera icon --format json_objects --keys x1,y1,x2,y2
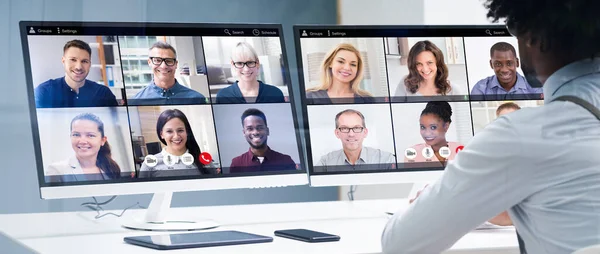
[{"x1": 144, "y1": 155, "x2": 158, "y2": 167}]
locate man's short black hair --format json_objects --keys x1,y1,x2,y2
[
  {"x1": 484, "y1": 0, "x2": 600, "y2": 57},
  {"x1": 241, "y1": 108, "x2": 267, "y2": 126},
  {"x1": 63, "y1": 39, "x2": 92, "y2": 57},
  {"x1": 490, "y1": 42, "x2": 517, "y2": 58}
]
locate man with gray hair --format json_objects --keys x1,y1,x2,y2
[
  {"x1": 316, "y1": 109, "x2": 395, "y2": 172},
  {"x1": 130, "y1": 41, "x2": 206, "y2": 105}
]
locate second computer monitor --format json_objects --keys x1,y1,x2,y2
[{"x1": 294, "y1": 25, "x2": 544, "y2": 186}]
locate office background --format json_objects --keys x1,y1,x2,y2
[{"x1": 1, "y1": 0, "x2": 338, "y2": 215}]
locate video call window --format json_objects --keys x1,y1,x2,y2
[
  {"x1": 296, "y1": 26, "x2": 545, "y2": 174},
  {"x1": 22, "y1": 22, "x2": 304, "y2": 186},
  {"x1": 28, "y1": 35, "x2": 125, "y2": 108},
  {"x1": 464, "y1": 37, "x2": 543, "y2": 101},
  {"x1": 203, "y1": 37, "x2": 289, "y2": 104}
]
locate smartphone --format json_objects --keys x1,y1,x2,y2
[
  {"x1": 274, "y1": 229, "x2": 340, "y2": 243},
  {"x1": 124, "y1": 230, "x2": 273, "y2": 250}
]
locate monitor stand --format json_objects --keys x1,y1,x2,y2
[
  {"x1": 384, "y1": 182, "x2": 430, "y2": 215},
  {"x1": 122, "y1": 192, "x2": 220, "y2": 231}
]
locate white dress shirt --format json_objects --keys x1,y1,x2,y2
[{"x1": 382, "y1": 57, "x2": 600, "y2": 254}]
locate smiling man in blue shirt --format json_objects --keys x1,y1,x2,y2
[
  {"x1": 34, "y1": 40, "x2": 118, "y2": 108},
  {"x1": 470, "y1": 42, "x2": 542, "y2": 100},
  {"x1": 382, "y1": 0, "x2": 600, "y2": 253},
  {"x1": 129, "y1": 41, "x2": 207, "y2": 105}
]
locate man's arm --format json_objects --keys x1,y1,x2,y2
[
  {"x1": 381, "y1": 116, "x2": 534, "y2": 253},
  {"x1": 470, "y1": 79, "x2": 487, "y2": 95}
]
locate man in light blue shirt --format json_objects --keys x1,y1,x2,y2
[
  {"x1": 382, "y1": 0, "x2": 600, "y2": 253},
  {"x1": 129, "y1": 42, "x2": 207, "y2": 105},
  {"x1": 470, "y1": 42, "x2": 542, "y2": 100}
]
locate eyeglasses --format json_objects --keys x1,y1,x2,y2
[
  {"x1": 338, "y1": 127, "x2": 364, "y2": 133},
  {"x1": 233, "y1": 61, "x2": 257, "y2": 69},
  {"x1": 149, "y1": 57, "x2": 177, "y2": 66}
]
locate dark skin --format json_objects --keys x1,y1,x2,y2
[{"x1": 490, "y1": 50, "x2": 519, "y2": 91}]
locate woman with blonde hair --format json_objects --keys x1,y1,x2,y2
[
  {"x1": 216, "y1": 42, "x2": 285, "y2": 103},
  {"x1": 306, "y1": 43, "x2": 374, "y2": 103}
]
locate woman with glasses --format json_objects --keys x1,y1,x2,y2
[
  {"x1": 215, "y1": 42, "x2": 285, "y2": 104},
  {"x1": 306, "y1": 43, "x2": 374, "y2": 104},
  {"x1": 405, "y1": 101, "x2": 463, "y2": 165}
]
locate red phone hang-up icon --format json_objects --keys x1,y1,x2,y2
[
  {"x1": 455, "y1": 146, "x2": 465, "y2": 154},
  {"x1": 199, "y1": 152, "x2": 212, "y2": 165}
]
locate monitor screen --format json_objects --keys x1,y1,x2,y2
[
  {"x1": 21, "y1": 21, "x2": 306, "y2": 197},
  {"x1": 294, "y1": 26, "x2": 543, "y2": 184}
]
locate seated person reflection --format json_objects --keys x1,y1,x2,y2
[
  {"x1": 317, "y1": 109, "x2": 395, "y2": 172},
  {"x1": 305, "y1": 43, "x2": 374, "y2": 103},
  {"x1": 46, "y1": 113, "x2": 123, "y2": 182},
  {"x1": 131, "y1": 42, "x2": 207, "y2": 105},
  {"x1": 34, "y1": 40, "x2": 118, "y2": 108},
  {"x1": 496, "y1": 101, "x2": 521, "y2": 117},
  {"x1": 405, "y1": 101, "x2": 463, "y2": 166},
  {"x1": 216, "y1": 42, "x2": 285, "y2": 103},
  {"x1": 139, "y1": 109, "x2": 218, "y2": 177},
  {"x1": 395, "y1": 40, "x2": 460, "y2": 99},
  {"x1": 471, "y1": 42, "x2": 542, "y2": 100},
  {"x1": 229, "y1": 108, "x2": 296, "y2": 173}
]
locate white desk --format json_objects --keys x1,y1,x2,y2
[{"x1": 0, "y1": 199, "x2": 519, "y2": 254}]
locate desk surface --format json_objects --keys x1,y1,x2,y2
[{"x1": 0, "y1": 199, "x2": 519, "y2": 254}]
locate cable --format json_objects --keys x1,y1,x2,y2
[
  {"x1": 347, "y1": 185, "x2": 358, "y2": 201},
  {"x1": 81, "y1": 196, "x2": 146, "y2": 219}
]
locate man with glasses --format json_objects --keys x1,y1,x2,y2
[
  {"x1": 382, "y1": 0, "x2": 600, "y2": 253},
  {"x1": 130, "y1": 41, "x2": 206, "y2": 105},
  {"x1": 470, "y1": 42, "x2": 542, "y2": 100},
  {"x1": 316, "y1": 109, "x2": 395, "y2": 172},
  {"x1": 229, "y1": 108, "x2": 296, "y2": 173},
  {"x1": 35, "y1": 39, "x2": 118, "y2": 108}
]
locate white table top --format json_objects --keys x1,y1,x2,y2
[{"x1": 0, "y1": 199, "x2": 519, "y2": 254}]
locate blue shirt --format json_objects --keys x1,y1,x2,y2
[
  {"x1": 34, "y1": 77, "x2": 118, "y2": 108},
  {"x1": 470, "y1": 72, "x2": 543, "y2": 100},
  {"x1": 129, "y1": 81, "x2": 207, "y2": 105},
  {"x1": 382, "y1": 57, "x2": 600, "y2": 254},
  {"x1": 215, "y1": 81, "x2": 285, "y2": 104}
]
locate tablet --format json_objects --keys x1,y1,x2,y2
[{"x1": 124, "y1": 230, "x2": 273, "y2": 250}]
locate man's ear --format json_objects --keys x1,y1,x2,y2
[{"x1": 489, "y1": 59, "x2": 493, "y2": 69}]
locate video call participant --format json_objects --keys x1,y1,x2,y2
[
  {"x1": 216, "y1": 42, "x2": 285, "y2": 103},
  {"x1": 130, "y1": 42, "x2": 206, "y2": 105},
  {"x1": 305, "y1": 43, "x2": 374, "y2": 104},
  {"x1": 139, "y1": 109, "x2": 218, "y2": 177},
  {"x1": 405, "y1": 101, "x2": 463, "y2": 166},
  {"x1": 394, "y1": 40, "x2": 460, "y2": 99},
  {"x1": 496, "y1": 101, "x2": 521, "y2": 117},
  {"x1": 34, "y1": 40, "x2": 118, "y2": 108},
  {"x1": 46, "y1": 113, "x2": 123, "y2": 182},
  {"x1": 229, "y1": 108, "x2": 297, "y2": 173},
  {"x1": 317, "y1": 109, "x2": 395, "y2": 172},
  {"x1": 470, "y1": 42, "x2": 542, "y2": 100}
]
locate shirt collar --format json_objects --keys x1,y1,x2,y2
[
  {"x1": 161, "y1": 148, "x2": 189, "y2": 159},
  {"x1": 343, "y1": 147, "x2": 367, "y2": 164},
  {"x1": 247, "y1": 146, "x2": 272, "y2": 159},
  {"x1": 149, "y1": 80, "x2": 181, "y2": 94},
  {"x1": 490, "y1": 72, "x2": 528, "y2": 91},
  {"x1": 544, "y1": 57, "x2": 600, "y2": 104}
]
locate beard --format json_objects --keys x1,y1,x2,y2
[{"x1": 248, "y1": 141, "x2": 267, "y2": 150}]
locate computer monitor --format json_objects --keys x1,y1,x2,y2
[
  {"x1": 294, "y1": 25, "x2": 544, "y2": 196},
  {"x1": 21, "y1": 21, "x2": 307, "y2": 231}
]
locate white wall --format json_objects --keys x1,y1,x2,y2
[
  {"x1": 339, "y1": 0, "x2": 425, "y2": 25},
  {"x1": 423, "y1": 0, "x2": 493, "y2": 25}
]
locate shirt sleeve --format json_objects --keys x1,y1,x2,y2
[
  {"x1": 381, "y1": 116, "x2": 535, "y2": 254},
  {"x1": 103, "y1": 87, "x2": 118, "y2": 106},
  {"x1": 34, "y1": 85, "x2": 48, "y2": 108}
]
